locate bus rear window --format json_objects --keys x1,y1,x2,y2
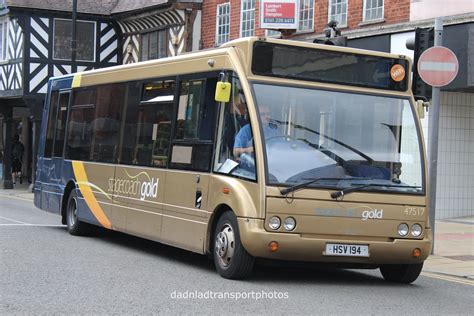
[{"x1": 251, "y1": 41, "x2": 408, "y2": 91}]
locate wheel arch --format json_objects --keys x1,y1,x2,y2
[
  {"x1": 206, "y1": 204, "x2": 233, "y2": 254},
  {"x1": 61, "y1": 180, "x2": 77, "y2": 224}
]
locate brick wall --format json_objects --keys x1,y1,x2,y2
[
  {"x1": 201, "y1": 0, "x2": 410, "y2": 49},
  {"x1": 307, "y1": 0, "x2": 410, "y2": 34}
]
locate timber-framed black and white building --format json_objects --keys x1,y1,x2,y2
[{"x1": 0, "y1": 0, "x2": 202, "y2": 188}]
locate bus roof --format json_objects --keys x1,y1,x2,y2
[{"x1": 51, "y1": 37, "x2": 410, "y2": 90}]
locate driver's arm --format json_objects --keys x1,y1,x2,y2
[
  {"x1": 233, "y1": 146, "x2": 253, "y2": 159},
  {"x1": 233, "y1": 124, "x2": 253, "y2": 159}
]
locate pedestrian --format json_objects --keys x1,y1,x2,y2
[{"x1": 11, "y1": 134, "x2": 24, "y2": 185}]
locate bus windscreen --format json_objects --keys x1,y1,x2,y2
[{"x1": 252, "y1": 41, "x2": 408, "y2": 91}]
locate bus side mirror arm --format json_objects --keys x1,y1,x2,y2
[{"x1": 415, "y1": 99, "x2": 430, "y2": 119}]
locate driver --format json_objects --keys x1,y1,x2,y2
[{"x1": 233, "y1": 105, "x2": 279, "y2": 159}]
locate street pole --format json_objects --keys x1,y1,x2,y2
[
  {"x1": 71, "y1": 0, "x2": 77, "y2": 73},
  {"x1": 428, "y1": 17, "x2": 443, "y2": 254}
]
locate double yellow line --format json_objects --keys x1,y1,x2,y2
[{"x1": 422, "y1": 272, "x2": 474, "y2": 286}]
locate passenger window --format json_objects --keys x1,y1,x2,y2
[
  {"x1": 135, "y1": 104, "x2": 173, "y2": 167},
  {"x1": 91, "y1": 83, "x2": 126, "y2": 163},
  {"x1": 44, "y1": 91, "x2": 59, "y2": 158},
  {"x1": 123, "y1": 79, "x2": 174, "y2": 167},
  {"x1": 119, "y1": 81, "x2": 141, "y2": 165},
  {"x1": 214, "y1": 76, "x2": 256, "y2": 180},
  {"x1": 65, "y1": 89, "x2": 96, "y2": 161},
  {"x1": 52, "y1": 92, "x2": 70, "y2": 157},
  {"x1": 175, "y1": 80, "x2": 204, "y2": 139}
]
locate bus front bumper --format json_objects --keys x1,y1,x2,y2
[{"x1": 238, "y1": 218, "x2": 432, "y2": 264}]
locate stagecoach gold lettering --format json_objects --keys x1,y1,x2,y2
[
  {"x1": 140, "y1": 178, "x2": 159, "y2": 201},
  {"x1": 315, "y1": 208, "x2": 384, "y2": 221},
  {"x1": 361, "y1": 209, "x2": 383, "y2": 221},
  {"x1": 315, "y1": 208, "x2": 356, "y2": 217},
  {"x1": 108, "y1": 177, "x2": 159, "y2": 201}
]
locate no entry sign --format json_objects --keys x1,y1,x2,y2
[{"x1": 418, "y1": 46, "x2": 459, "y2": 87}]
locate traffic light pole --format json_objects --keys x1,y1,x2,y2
[{"x1": 428, "y1": 17, "x2": 443, "y2": 254}]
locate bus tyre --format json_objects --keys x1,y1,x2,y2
[
  {"x1": 213, "y1": 211, "x2": 254, "y2": 279},
  {"x1": 66, "y1": 190, "x2": 90, "y2": 236},
  {"x1": 380, "y1": 262, "x2": 424, "y2": 284}
]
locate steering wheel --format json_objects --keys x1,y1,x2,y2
[
  {"x1": 265, "y1": 136, "x2": 299, "y2": 151},
  {"x1": 265, "y1": 135, "x2": 297, "y2": 144},
  {"x1": 239, "y1": 152, "x2": 255, "y2": 168}
]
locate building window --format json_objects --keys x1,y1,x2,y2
[
  {"x1": 240, "y1": 0, "x2": 256, "y2": 38},
  {"x1": 299, "y1": 0, "x2": 314, "y2": 32},
  {"x1": 141, "y1": 30, "x2": 167, "y2": 61},
  {"x1": 53, "y1": 19, "x2": 95, "y2": 61},
  {"x1": 216, "y1": 3, "x2": 230, "y2": 46},
  {"x1": 364, "y1": 0, "x2": 384, "y2": 22},
  {"x1": 0, "y1": 19, "x2": 8, "y2": 61},
  {"x1": 265, "y1": 29, "x2": 281, "y2": 37},
  {"x1": 328, "y1": 0, "x2": 347, "y2": 27}
]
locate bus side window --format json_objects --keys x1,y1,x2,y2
[
  {"x1": 65, "y1": 89, "x2": 96, "y2": 161},
  {"x1": 91, "y1": 83, "x2": 126, "y2": 163},
  {"x1": 44, "y1": 91, "x2": 59, "y2": 158},
  {"x1": 118, "y1": 81, "x2": 141, "y2": 165},
  {"x1": 213, "y1": 77, "x2": 256, "y2": 180},
  {"x1": 126, "y1": 79, "x2": 175, "y2": 167},
  {"x1": 52, "y1": 92, "x2": 70, "y2": 157},
  {"x1": 170, "y1": 77, "x2": 217, "y2": 172}
]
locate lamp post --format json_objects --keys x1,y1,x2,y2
[{"x1": 71, "y1": 0, "x2": 77, "y2": 73}]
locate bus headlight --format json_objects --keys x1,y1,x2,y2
[
  {"x1": 397, "y1": 223, "x2": 409, "y2": 237},
  {"x1": 283, "y1": 217, "x2": 296, "y2": 231},
  {"x1": 411, "y1": 224, "x2": 423, "y2": 237},
  {"x1": 268, "y1": 216, "x2": 281, "y2": 230}
]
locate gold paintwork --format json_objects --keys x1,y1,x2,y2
[
  {"x1": 71, "y1": 73, "x2": 82, "y2": 88},
  {"x1": 69, "y1": 37, "x2": 430, "y2": 265},
  {"x1": 121, "y1": 165, "x2": 166, "y2": 241},
  {"x1": 161, "y1": 170, "x2": 210, "y2": 253},
  {"x1": 238, "y1": 218, "x2": 431, "y2": 263},
  {"x1": 77, "y1": 54, "x2": 232, "y2": 88},
  {"x1": 110, "y1": 166, "x2": 130, "y2": 231}
]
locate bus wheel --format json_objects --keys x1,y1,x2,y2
[
  {"x1": 380, "y1": 263, "x2": 423, "y2": 284},
  {"x1": 213, "y1": 211, "x2": 254, "y2": 279},
  {"x1": 66, "y1": 190, "x2": 90, "y2": 236}
]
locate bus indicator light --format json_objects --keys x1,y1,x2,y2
[
  {"x1": 412, "y1": 248, "x2": 421, "y2": 258},
  {"x1": 269, "y1": 241, "x2": 279, "y2": 252},
  {"x1": 222, "y1": 188, "x2": 230, "y2": 194}
]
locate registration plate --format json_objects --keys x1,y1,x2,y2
[{"x1": 325, "y1": 244, "x2": 369, "y2": 257}]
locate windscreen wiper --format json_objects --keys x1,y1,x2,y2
[
  {"x1": 280, "y1": 177, "x2": 371, "y2": 196},
  {"x1": 331, "y1": 183, "x2": 422, "y2": 199}
]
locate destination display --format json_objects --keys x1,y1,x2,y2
[{"x1": 252, "y1": 42, "x2": 409, "y2": 91}]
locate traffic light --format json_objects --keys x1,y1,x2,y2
[{"x1": 406, "y1": 27, "x2": 434, "y2": 100}]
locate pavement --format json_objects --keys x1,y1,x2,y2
[{"x1": 1, "y1": 183, "x2": 473, "y2": 280}]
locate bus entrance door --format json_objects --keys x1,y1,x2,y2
[
  {"x1": 162, "y1": 170, "x2": 210, "y2": 253},
  {"x1": 41, "y1": 91, "x2": 70, "y2": 213}
]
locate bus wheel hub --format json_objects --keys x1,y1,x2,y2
[{"x1": 215, "y1": 224, "x2": 235, "y2": 266}]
